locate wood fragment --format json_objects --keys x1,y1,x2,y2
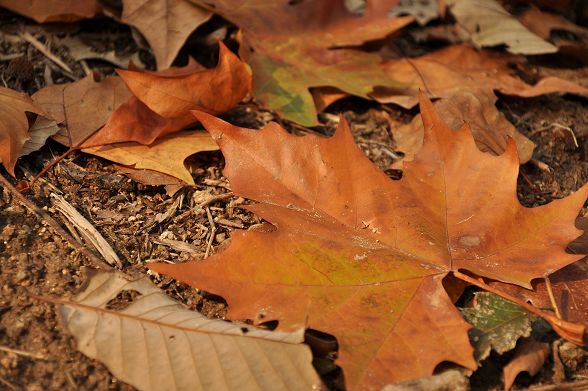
[
  {"x1": 0, "y1": 174, "x2": 112, "y2": 271},
  {"x1": 0, "y1": 376, "x2": 18, "y2": 391},
  {"x1": 51, "y1": 193, "x2": 122, "y2": 268},
  {"x1": 0, "y1": 345, "x2": 46, "y2": 360}
]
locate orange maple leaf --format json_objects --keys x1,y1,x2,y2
[{"x1": 150, "y1": 94, "x2": 587, "y2": 390}]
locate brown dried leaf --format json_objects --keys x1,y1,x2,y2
[
  {"x1": 393, "y1": 89, "x2": 535, "y2": 165},
  {"x1": 51, "y1": 271, "x2": 321, "y2": 391},
  {"x1": 121, "y1": 0, "x2": 212, "y2": 69},
  {"x1": 0, "y1": 87, "x2": 48, "y2": 176},
  {"x1": 0, "y1": 0, "x2": 100, "y2": 23},
  {"x1": 32, "y1": 75, "x2": 132, "y2": 146},
  {"x1": 83, "y1": 131, "x2": 218, "y2": 184},
  {"x1": 503, "y1": 339, "x2": 550, "y2": 390},
  {"x1": 447, "y1": 0, "x2": 557, "y2": 54}
]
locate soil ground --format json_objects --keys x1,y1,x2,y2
[{"x1": 1, "y1": 6, "x2": 588, "y2": 391}]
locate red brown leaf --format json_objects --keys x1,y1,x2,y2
[{"x1": 0, "y1": 0, "x2": 100, "y2": 23}]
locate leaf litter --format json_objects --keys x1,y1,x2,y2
[{"x1": 1, "y1": 1, "x2": 588, "y2": 390}]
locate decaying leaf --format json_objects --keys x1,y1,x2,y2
[
  {"x1": 503, "y1": 338, "x2": 550, "y2": 390},
  {"x1": 447, "y1": 0, "x2": 557, "y2": 54},
  {"x1": 83, "y1": 131, "x2": 219, "y2": 184},
  {"x1": 150, "y1": 94, "x2": 588, "y2": 389},
  {"x1": 0, "y1": 86, "x2": 49, "y2": 176},
  {"x1": 0, "y1": 0, "x2": 100, "y2": 23},
  {"x1": 121, "y1": 0, "x2": 212, "y2": 69},
  {"x1": 393, "y1": 89, "x2": 535, "y2": 165},
  {"x1": 201, "y1": 0, "x2": 413, "y2": 125},
  {"x1": 49, "y1": 271, "x2": 321, "y2": 391},
  {"x1": 32, "y1": 74, "x2": 132, "y2": 146},
  {"x1": 461, "y1": 293, "x2": 535, "y2": 362},
  {"x1": 21, "y1": 116, "x2": 61, "y2": 157}
]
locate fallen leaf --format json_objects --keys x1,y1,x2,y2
[
  {"x1": 83, "y1": 131, "x2": 219, "y2": 184},
  {"x1": 83, "y1": 45, "x2": 248, "y2": 147},
  {"x1": 149, "y1": 94, "x2": 588, "y2": 389},
  {"x1": 121, "y1": 0, "x2": 212, "y2": 69},
  {"x1": 47, "y1": 271, "x2": 321, "y2": 391},
  {"x1": 518, "y1": 7, "x2": 588, "y2": 63},
  {"x1": 203, "y1": 0, "x2": 414, "y2": 125},
  {"x1": 116, "y1": 42, "x2": 251, "y2": 120},
  {"x1": 393, "y1": 89, "x2": 535, "y2": 165},
  {"x1": 0, "y1": 86, "x2": 48, "y2": 176},
  {"x1": 461, "y1": 292, "x2": 535, "y2": 362},
  {"x1": 503, "y1": 338, "x2": 550, "y2": 390},
  {"x1": 0, "y1": 0, "x2": 100, "y2": 23},
  {"x1": 374, "y1": 45, "x2": 588, "y2": 109},
  {"x1": 388, "y1": 0, "x2": 440, "y2": 25},
  {"x1": 447, "y1": 0, "x2": 557, "y2": 55},
  {"x1": 382, "y1": 368, "x2": 470, "y2": 391},
  {"x1": 32, "y1": 74, "x2": 132, "y2": 146}
]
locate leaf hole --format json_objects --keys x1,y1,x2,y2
[{"x1": 105, "y1": 289, "x2": 142, "y2": 311}]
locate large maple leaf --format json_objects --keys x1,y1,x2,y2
[{"x1": 150, "y1": 95, "x2": 587, "y2": 390}]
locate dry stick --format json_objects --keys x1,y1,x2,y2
[
  {"x1": 0, "y1": 174, "x2": 112, "y2": 272},
  {"x1": 0, "y1": 345, "x2": 46, "y2": 360},
  {"x1": 0, "y1": 376, "x2": 18, "y2": 391},
  {"x1": 198, "y1": 192, "x2": 234, "y2": 209},
  {"x1": 204, "y1": 207, "x2": 216, "y2": 259},
  {"x1": 19, "y1": 31, "x2": 73, "y2": 74},
  {"x1": 452, "y1": 271, "x2": 585, "y2": 345}
]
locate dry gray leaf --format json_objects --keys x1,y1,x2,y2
[
  {"x1": 55, "y1": 271, "x2": 321, "y2": 391},
  {"x1": 448, "y1": 0, "x2": 557, "y2": 55}
]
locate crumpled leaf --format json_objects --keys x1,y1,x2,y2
[
  {"x1": 447, "y1": 0, "x2": 557, "y2": 54},
  {"x1": 150, "y1": 94, "x2": 588, "y2": 389},
  {"x1": 121, "y1": 0, "x2": 212, "y2": 69},
  {"x1": 202, "y1": 0, "x2": 413, "y2": 125},
  {"x1": 117, "y1": 43, "x2": 250, "y2": 120},
  {"x1": 393, "y1": 89, "x2": 535, "y2": 165},
  {"x1": 0, "y1": 0, "x2": 100, "y2": 23},
  {"x1": 461, "y1": 293, "x2": 535, "y2": 362},
  {"x1": 32, "y1": 74, "x2": 132, "y2": 146},
  {"x1": 49, "y1": 271, "x2": 321, "y2": 391},
  {"x1": 0, "y1": 86, "x2": 49, "y2": 176},
  {"x1": 503, "y1": 339, "x2": 550, "y2": 390},
  {"x1": 83, "y1": 131, "x2": 218, "y2": 184},
  {"x1": 374, "y1": 45, "x2": 588, "y2": 109}
]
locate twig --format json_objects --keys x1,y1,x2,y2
[
  {"x1": 27, "y1": 127, "x2": 100, "y2": 189},
  {"x1": 452, "y1": 271, "x2": 585, "y2": 345},
  {"x1": 0, "y1": 173, "x2": 112, "y2": 271},
  {"x1": 0, "y1": 345, "x2": 46, "y2": 360},
  {"x1": 0, "y1": 376, "x2": 18, "y2": 391},
  {"x1": 204, "y1": 207, "x2": 216, "y2": 259},
  {"x1": 19, "y1": 32, "x2": 73, "y2": 74},
  {"x1": 530, "y1": 158, "x2": 552, "y2": 173},
  {"x1": 545, "y1": 275, "x2": 562, "y2": 319},
  {"x1": 198, "y1": 192, "x2": 234, "y2": 208}
]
